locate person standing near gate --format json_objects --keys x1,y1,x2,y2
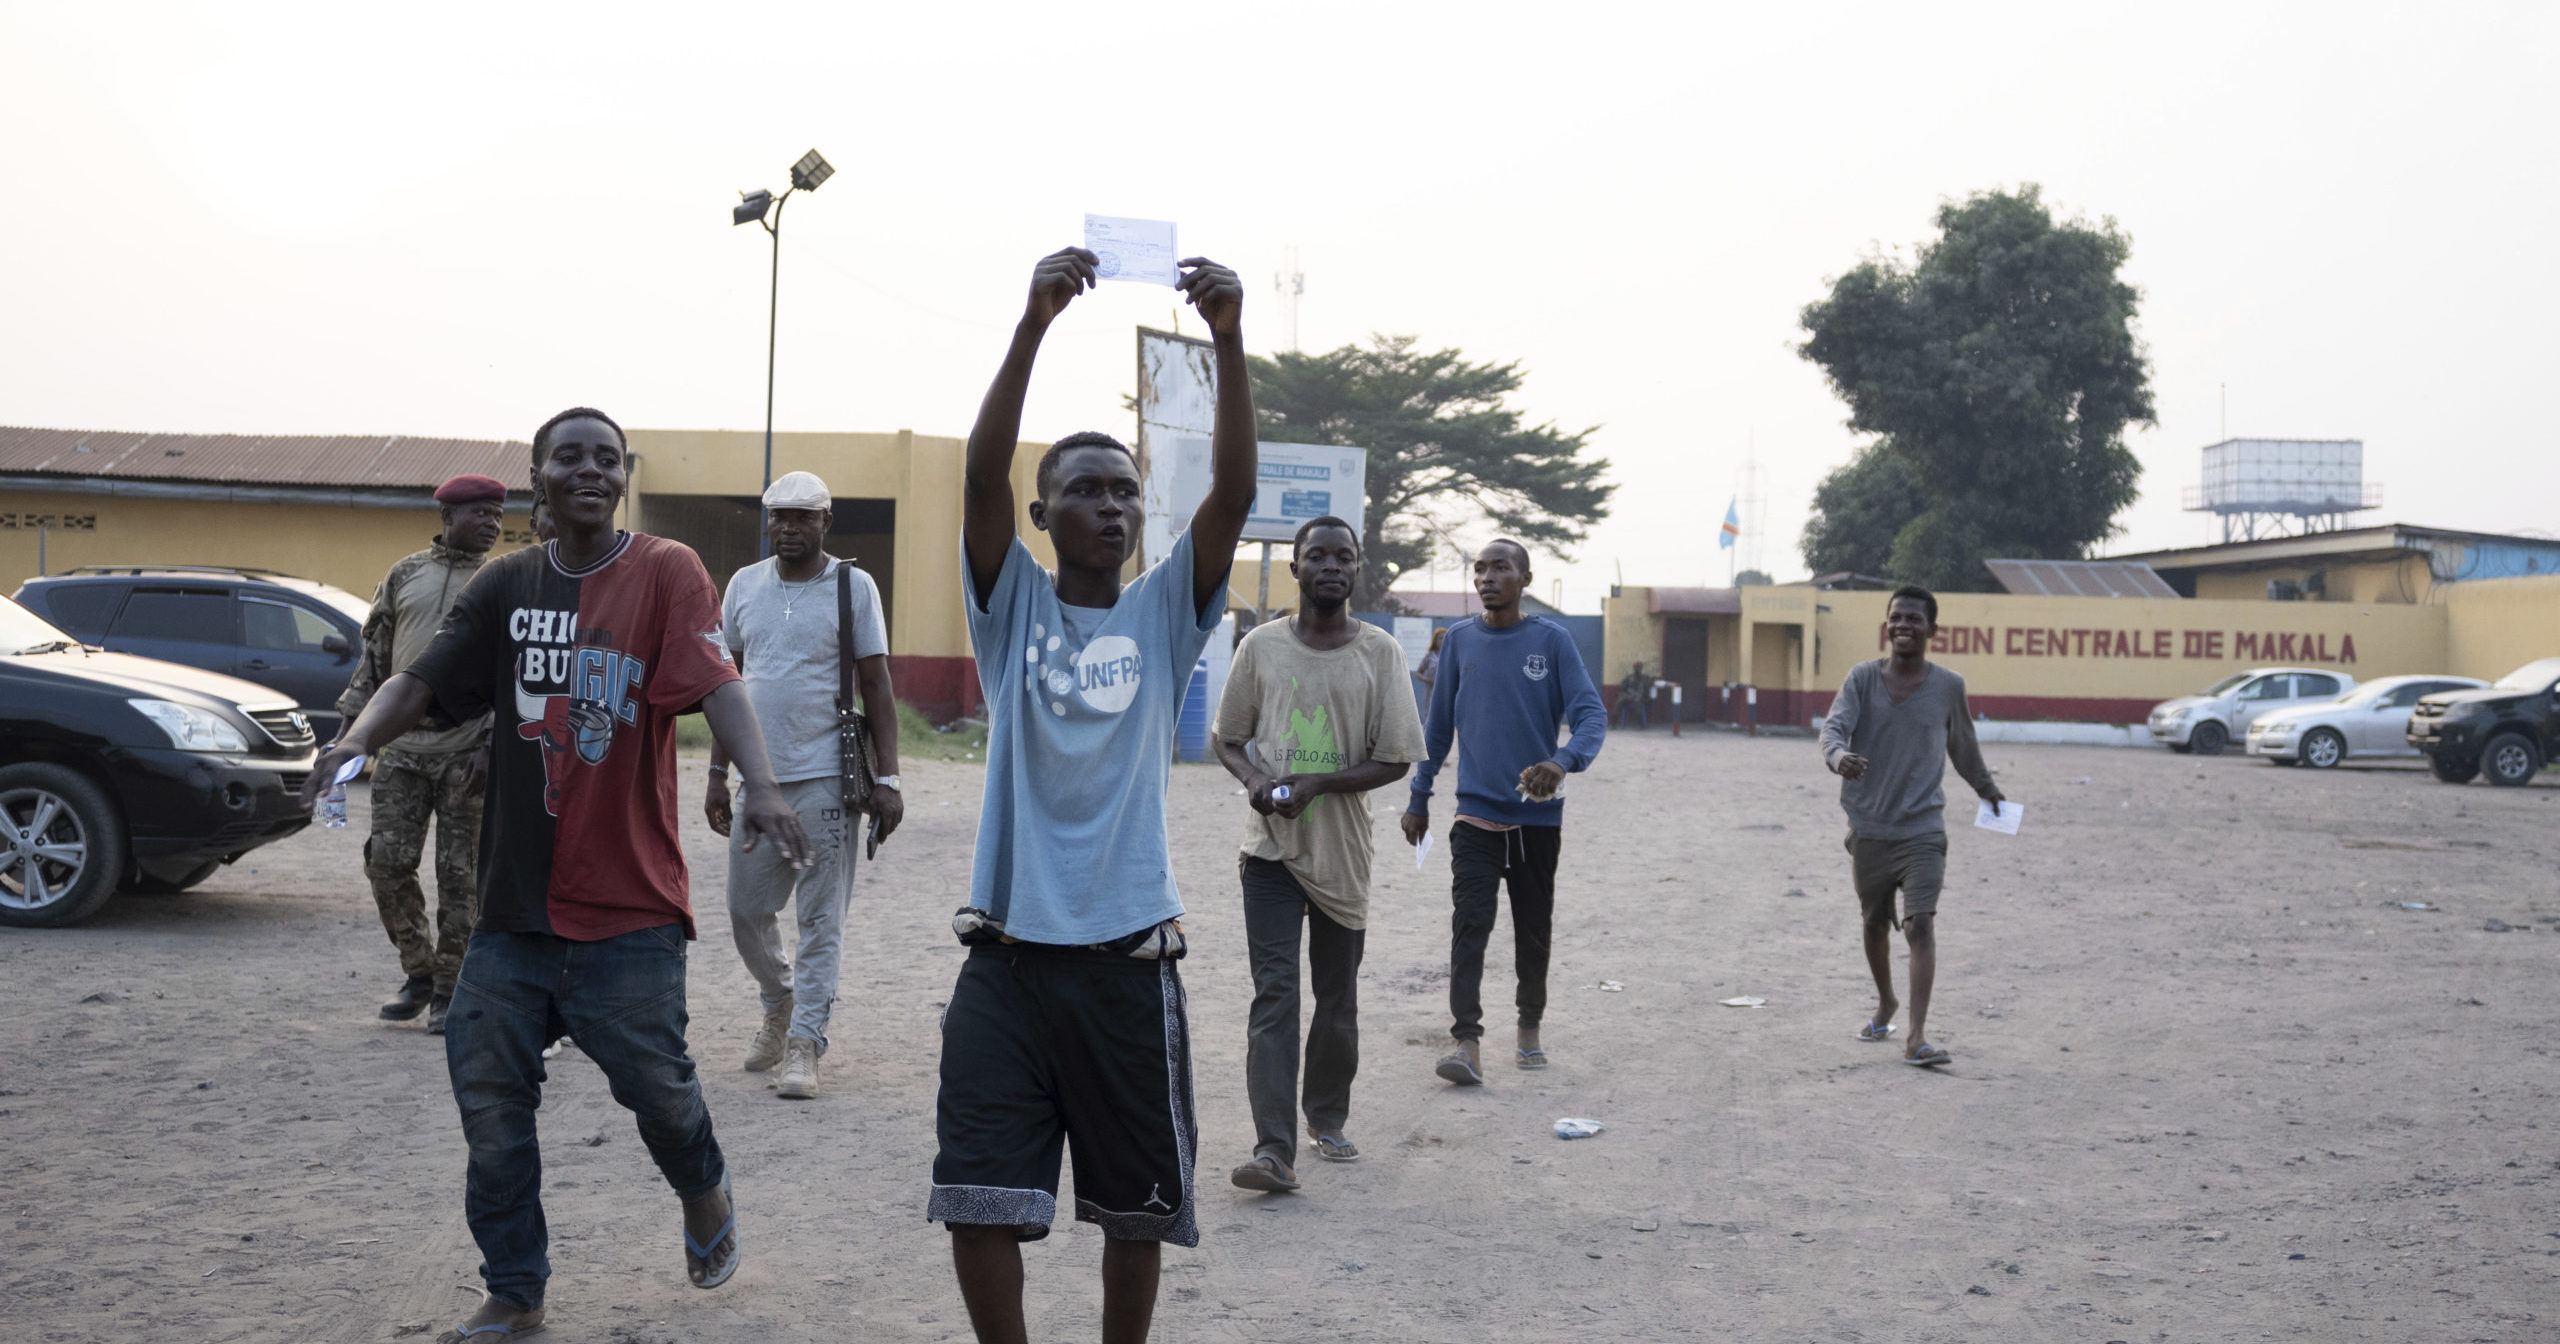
[
  {"x1": 336, "y1": 472, "x2": 507, "y2": 1033},
  {"x1": 1401, "y1": 540, "x2": 1607, "y2": 1084},
  {"x1": 705, "y1": 470, "x2": 904, "y2": 1101},
  {"x1": 1614, "y1": 661, "x2": 1655, "y2": 730}
]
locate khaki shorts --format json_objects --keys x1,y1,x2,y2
[{"x1": 1844, "y1": 830, "x2": 1947, "y2": 929}]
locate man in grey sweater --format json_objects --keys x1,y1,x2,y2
[{"x1": 1818, "y1": 585, "x2": 2004, "y2": 1067}]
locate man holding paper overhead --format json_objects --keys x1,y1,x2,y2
[
  {"x1": 931, "y1": 243, "x2": 1254, "y2": 1344},
  {"x1": 1818, "y1": 584, "x2": 2004, "y2": 1068}
]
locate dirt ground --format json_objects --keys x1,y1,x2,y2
[{"x1": 5, "y1": 730, "x2": 2555, "y2": 1343}]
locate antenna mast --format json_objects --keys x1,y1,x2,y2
[{"x1": 1274, "y1": 246, "x2": 1305, "y2": 352}]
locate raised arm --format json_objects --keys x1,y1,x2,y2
[
  {"x1": 964, "y1": 247, "x2": 1099, "y2": 605},
  {"x1": 1175, "y1": 258, "x2": 1256, "y2": 614}
]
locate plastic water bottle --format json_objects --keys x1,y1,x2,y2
[{"x1": 317, "y1": 754, "x2": 367, "y2": 829}]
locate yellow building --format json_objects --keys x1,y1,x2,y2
[
  {"x1": 1604, "y1": 574, "x2": 2560, "y2": 727},
  {"x1": 2116, "y1": 524, "x2": 2560, "y2": 604},
  {"x1": 1, "y1": 422, "x2": 1292, "y2": 721}
]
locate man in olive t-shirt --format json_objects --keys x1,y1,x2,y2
[{"x1": 1212, "y1": 516, "x2": 1426, "y2": 1192}]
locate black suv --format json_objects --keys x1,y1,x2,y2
[
  {"x1": 1, "y1": 596, "x2": 318, "y2": 926},
  {"x1": 2407, "y1": 656, "x2": 2560, "y2": 787},
  {"x1": 12, "y1": 566, "x2": 370, "y2": 743}
]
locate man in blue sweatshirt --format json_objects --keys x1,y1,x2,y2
[{"x1": 1401, "y1": 540, "x2": 1608, "y2": 1084}]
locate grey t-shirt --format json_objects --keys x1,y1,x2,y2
[
  {"x1": 1818, "y1": 660, "x2": 1997, "y2": 840},
  {"x1": 721, "y1": 556, "x2": 889, "y2": 784}
]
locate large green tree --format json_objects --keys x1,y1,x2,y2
[
  {"x1": 1249, "y1": 335, "x2": 1612, "y2": 608},
  {"x1": 1798, "y1": 186, "x2": 2154, "y2": 590}
]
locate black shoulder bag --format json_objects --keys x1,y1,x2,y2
[{"x1": 836, "y1": 561, "x2": 879, "y2": 815}]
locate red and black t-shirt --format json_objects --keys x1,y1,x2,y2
[{"x1": 408, "y1": 532, "x2": 739, "y2": 941}]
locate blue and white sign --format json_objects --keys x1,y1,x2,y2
[{"x1": 1169, "y1": 438, "x2": 1368, "y2": 545}]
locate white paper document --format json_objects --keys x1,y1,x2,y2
[
  {"x1": 1083, "y1": 214, "x2": 1179, "y2": 286},
  {"x1": 1415, "y1": 832, "x2": 1434, "y2": 869},
  {"x1": 1973, "y1": 799, "x2": 2024, "y2": 835}
]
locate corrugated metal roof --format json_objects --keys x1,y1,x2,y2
[
  {"x1": 1984, "y1": 558, "x2": 2181, "y2": 599},
  {"x1": 0, "y1": 425, "x2": 530, "y2": 491}
]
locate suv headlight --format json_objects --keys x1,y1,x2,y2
[{"x1": 129, "y1": 698, "x2": 249, "y2": 753}]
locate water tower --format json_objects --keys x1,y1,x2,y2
[{"x1": 2181, "y1": 438, "x2": 2382, "y2": 544}]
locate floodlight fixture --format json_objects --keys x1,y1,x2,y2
[
  {"x1": 731, "y1": 149, "x2": 834, "y2": 533},
  {"x1": 790, "y1": 149, "x2": 833, "y2": 192}
]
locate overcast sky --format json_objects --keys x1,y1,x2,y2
[{"x1": 6, "y1": 3, "x2": 2553, "y2": 609}]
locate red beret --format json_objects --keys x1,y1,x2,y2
[{"x1": 435, "y1": 474, "x2": 507, "y2": 505}]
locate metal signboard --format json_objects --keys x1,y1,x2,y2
[{"x1": 1167, "y1": 437, "x2": 1367, "y2": 545}]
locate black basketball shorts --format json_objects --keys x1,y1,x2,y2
[{"x1": 927, "y1": 943, "x2": 1199, "y2": 1247}]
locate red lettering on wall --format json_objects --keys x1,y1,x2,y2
[
  {"x1": 2005, "y1": 627, "x2": 2024, "y2": 655},
  {"x1": 2340, "y1": 634, "x2": 2356, "y2": 663},
  {"x1": 2236, "y1": 632, "x2": 2262, "y2": 660},
  {"x1": 2153, "y1": 630, "x2": 2172, "y2": 659},
  {"x1": 2206, "y1": 631, "x2": 2224, "y2": 659}
]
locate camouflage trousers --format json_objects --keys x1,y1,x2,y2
[{"x1": 365, "y1": 746, "x2": 484, "y2": 995}]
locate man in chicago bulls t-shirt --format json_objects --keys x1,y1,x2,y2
[{"x1": 308, "y1": 407, "x2": 808, "y2": 1341}]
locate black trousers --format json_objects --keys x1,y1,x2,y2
[
  {"x1": 1240, "y1": 857, "x2": 1364, "y2": 1165},
  {"x1": 1446, "y1": 823, "x2": 1562, "y2": 1043}
]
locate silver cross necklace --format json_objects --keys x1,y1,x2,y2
[{"x1": 780, "y1": 562, "x2": 828, "y2": 620}]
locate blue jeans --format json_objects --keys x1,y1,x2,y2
[{"x1": 445, "y1": 926, "x2": 726, "y2": 1310}]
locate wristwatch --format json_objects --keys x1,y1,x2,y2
[{"x1": 873, "y1": 774, "x2": 901, "y2": 791}]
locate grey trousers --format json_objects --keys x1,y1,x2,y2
[
  {"x1": 1240, "y1": 857, "x2": 1364, "y2": 1167},
  {"x1": 726, "y1": 777, "x2": 857, "y2": 1051}
]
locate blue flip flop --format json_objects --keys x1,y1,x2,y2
[
  {"x1": 685, "y1": 1174, "x2": 740, "y2": 1289},
  {"x1": 1904, "y1": 1044, "x2": 1952, "y2": 1068},
  {"x1": 1858, "y1": 1019, "x2": 1898, "y2": 1042}
]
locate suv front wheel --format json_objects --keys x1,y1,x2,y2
[
  {"x1": 0, "y1": 763, "x2": 128, "y2": 928},
  {"x1": 2430, "y1": 754, "x2": 2481, "y2": 784},
  {"x1": 2482, "y1": 732, "x2": 2543, "y2": 788}
]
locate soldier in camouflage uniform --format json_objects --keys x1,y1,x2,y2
[{"x1": 337, "y1": 474, "x2": 508, "y2": 1033}]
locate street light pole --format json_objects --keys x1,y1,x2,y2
[
  {"x1": 759, "y1": 189, "x2": 791, "y2": 500},
  {"x1": 733, "y1": 149, "x2": 834, "y2": 535}
]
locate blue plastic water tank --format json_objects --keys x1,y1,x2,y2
[{"x1": 1176, "y1": 660, "x2": 1211, "y2": 762}]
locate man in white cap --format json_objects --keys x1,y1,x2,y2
[{"x1": 706, "y1": 470, "x2": 904, "y2": 1099}]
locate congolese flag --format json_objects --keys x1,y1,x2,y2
[{"x1": 1718, "y1": 498, "x2": 1740, "y2": 549}]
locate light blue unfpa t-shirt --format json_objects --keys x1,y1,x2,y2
[{"x1": 964, "y1": 530, "x2": 1223, "y2": 945}]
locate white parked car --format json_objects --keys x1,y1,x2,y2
[
  {"x1": 2244, "y1": 674, "x2": 2488, "y2": 768},
  {"x1": 2146, "y1": 666, "x2": 2357, "y2": 756}
]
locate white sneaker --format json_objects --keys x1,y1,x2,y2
[
  {"x1": 777, "y1": 1038, "x2": 819, "y2": 1100},
  {"x1": 744, "y1": 998, "x2": 793, "y2": 1072}
]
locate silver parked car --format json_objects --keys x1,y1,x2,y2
[
  {"x1": 2146, "y1": 666, "x2": 2357, "y2": 756},
  {"x1": 2245, "y1": 674, "x2": 2488, "y2": 768}
]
